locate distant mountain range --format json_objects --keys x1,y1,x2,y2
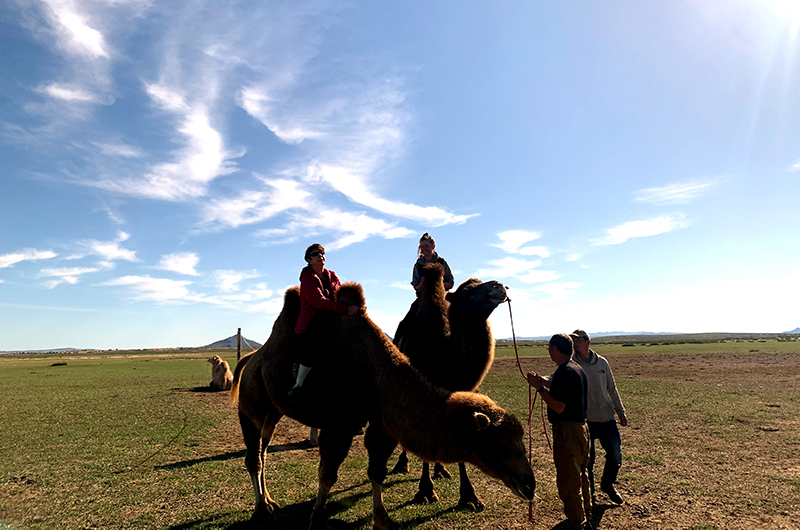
[
  {"x1": 502, "y1": 329, "x2": 800, "y2": 340},
  {"x1": 4, "y1": 328, "x2": 797, "y2": 354},
  {"x1": 202, "y1": 335, "x2": 263, "y2": 349}
]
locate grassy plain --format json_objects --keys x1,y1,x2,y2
[{"x1": 1, "y1": 340, "x2": 798, "y2": 529}]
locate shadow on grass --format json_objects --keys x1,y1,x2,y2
[
  {"x1": 587, "y1": 502, "x2": 620, "y2": 529},
  {"x1": 169, "y1": 475, "x2": 445, "y2": 529},
  {"x1": 156, "y1": 450, "x2": 246, "y2": 470}
]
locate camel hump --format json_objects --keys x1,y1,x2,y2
[
  {"x1": 336, "y1": 282, "x2": 365, "y2": 307},
  {"x1": 421, "y1": 262, "x2": 444, "y2": 279}
]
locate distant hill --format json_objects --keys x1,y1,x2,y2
[
  {"x1": 786, "y1": 327, "x2": 800, "y2": 334},
  {"x1": 202, "y1": 335, "x2": 262, "y2": 349}
]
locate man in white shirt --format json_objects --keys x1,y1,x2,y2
[{"x1": 570, "y1": 329, "x2": 628, "y2": 505}]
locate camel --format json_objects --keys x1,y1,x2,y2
[
  {"x1": 208, "y1": 355, "x2": 233, "y2": 391},
  {"x1": 392, "y1": 262, "x2": 509, "y2": 510},
  {"x1": 230, "y1": 282, "x2": 534, "y2": 530}
]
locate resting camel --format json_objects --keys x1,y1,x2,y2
[
  {"x1": 230, "y1": 282, "x2": 534, "y2": 530},
  {"x1": 208, "y1": 355, "x2": 233, "y2": 391},
  {"x1": 392, "y1": 262, "x2": 508, "y2": 510}
]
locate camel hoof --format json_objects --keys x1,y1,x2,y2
[
  {"x1": 457, "y1": 497, "x2": 485, "y2": 512},
  {"x1": 390, "y1": 453, "x2": 409, "y2": 475},
  {"x1": 390, "y1": 461, "x2": 409, "y2": 475},
  {"x1": 412, "y1": 490, "x2": 439, "y2": 504},
  {"x1": 251, "y1": 503, "x2": 277, "y2": 524},
  {"x1": 308, "y1": 506, "x2": 329, "y2": 530},
  {"x1": 432, "y1": 464, "x2": 451, "y2": 479},
  {"x1": 372, "y1": 513, "x2": 401, "y2": 530}
]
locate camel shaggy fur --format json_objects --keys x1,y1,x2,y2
[
  {"x1": 208, "y1": 355, "x2": 233, "y2": 391},
  {"x1": 392, "y1": 262, "x2": 509, "y2": 510},
  {"x1": 230, "y1": 282, "x2": 534, "y2": 530}
]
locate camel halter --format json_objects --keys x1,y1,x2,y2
[{"x1": 506, "y1": 298, "x2": 551, "y2": 523}]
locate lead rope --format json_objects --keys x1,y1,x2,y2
[{"x1": 507, "y1": 298, "x2": 551, "y2": 523}]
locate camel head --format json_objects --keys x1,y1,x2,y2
[
  {"x1": 336, "y1": 282, "x2": 366, "y2": 310},
  {"x1": 449, "y1": 393, "x2": 535, "y2": 501},
  {"x1": 446, "y1": 278, "x2": 508, "y2": 320},
  {"x1": 208, "y1": 355, "x2": 222, "y2": 365}
]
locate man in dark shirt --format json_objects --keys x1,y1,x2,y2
[{"x1": 528, "y1": 333, "x2": 591, "y2": 530}]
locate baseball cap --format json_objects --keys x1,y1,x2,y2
[{"x1": 570, "y1": 329, "x2": 590, "y2": 341}]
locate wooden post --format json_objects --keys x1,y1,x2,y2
[{"x1": 237, "y1": 328, "x2": 242, "y2": 361}]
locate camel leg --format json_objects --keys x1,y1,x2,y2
[
  {"x1": 309, "y1": 429, "x2": 353, "y2": 530},
  {"x1": 239, "y1": 409, "x2": 282, "y2": 524},
  {"x1": 412, "y1": 462, "x2": 439, "y2": 504},
  {"x1": 432, "y1": 463, "x2": 451, "y2": 479},
  {"x1": 390, "y1": 450, "x2": 409, "y2": 474},
  {"x1": 456, "y1": 462, "x2": 485, "y2": 511},
  {"x1": 364, "y1": 424, "x2": 400, "y2": 530}
]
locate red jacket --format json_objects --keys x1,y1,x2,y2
[{"x1": 294, "y1": 266, "x2": 348, "y2": 334}]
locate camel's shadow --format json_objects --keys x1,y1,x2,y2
[
  {"x1": 156, "y1": 439, "x2": 322, "y2": 471},
  {"x1": 155, "y1": 450, "x2": 246, "y2": 471},
  {"x1": 167, "y1": 475, "x2": 452, "y2": 530}
]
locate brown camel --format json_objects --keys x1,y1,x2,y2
[
  {"x1": 208, "y1": 355, "x2": 233, "y2": 391},
  {"x1": 392, "y1": 262, "x2": 509, "y2": 510},
  {"x1": 230, "y1": 282, "x2": 534, "y2": 530}
]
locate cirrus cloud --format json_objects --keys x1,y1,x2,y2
[{"x1": 594, "y1": 214, "x2": 689, "y2": 246}]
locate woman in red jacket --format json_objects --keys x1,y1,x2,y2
[{"x1": 289, "y1": 243, "x2": 359, "y2": 399}]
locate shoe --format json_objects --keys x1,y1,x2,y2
[{"x1": 601, "y1": 485, "x2": 624, "y2": 504}]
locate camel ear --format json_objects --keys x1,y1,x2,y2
[{"x1": 474, "y1": 412, "x2": 491, "y2": 431}]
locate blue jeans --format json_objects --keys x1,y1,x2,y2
[{"x1": 587, "y1": 420, "x2": 622, "y2": 493}]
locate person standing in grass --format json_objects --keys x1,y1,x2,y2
[
  {"x1": 570, "y1": 329, "x2": 628, "y2": 505},
  {"x1": 528, "y1": 333, "x2": 591, "y2": 530}
]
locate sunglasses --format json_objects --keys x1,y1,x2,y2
[{"x1": 309, "y1": 251, "x2": 325, "y2": 258}]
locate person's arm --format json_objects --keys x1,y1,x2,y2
[
  {"x1": 526, "y1": 371, "x2": 565, "y2": 413},
  {"x1": 411, "y1": 262, "x2": 422, "y2": 290},
  {"x1": 300, "y1": 272, "x2": 348, "y2": 314},
  {"x1": 605, "y1": 361, "x2": 628, "y2": 426},
  {"x1": 441, "y1": 258, "x2": 454, "y2": 290}
]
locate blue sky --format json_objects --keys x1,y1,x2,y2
[{"x1": 2, "y1": 0, "x2": 800, "y2": 350}]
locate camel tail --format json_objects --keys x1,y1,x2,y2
[{"x1": 230, "y1": 351, "x2": 254, "y2": 407}]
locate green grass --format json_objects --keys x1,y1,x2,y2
[
  {"x1": 2, "y1": 341, "x2": 799, "y2": 528},
  {"x1": 493, "y1": 338, "x2": 800, "y2": 358}
]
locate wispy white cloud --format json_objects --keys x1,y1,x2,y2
[
  {"x1": 202, "y1": 178, "x2": 312, "y2": 229},
  {"x1": 493, "y1": 230, "x2": 549, "y2": 257},
  {"x1": 255, "y1": 207, "x2": 414, "y2": 249},
  {"x1": 790, "y1": 160, "x2": 800, "y2": 171},
  {"x1": 39, "y1": 0, "x2": 110, "y2": 59},
  {"x1": 238, "y1": 87, "x2": 322, "y2": 144},
  {"x1": 40, "y1": 266, "x2": 101, "y2": 288},
  {"x1": 101, "y1": 273, "x2": 283, "y2": 311},
  {"x1": 82, "y1": 231, "x2": 137, "y2": 261},
  {"x1": 93, "y1": 141, "x2": 142, "y2": 158},
  {"x1": 594, "y1": 214, "x2": 689, "y2": 246},
  {"x1": 38, "y1": 83, "x2": 100, "y2": 103},
  {"x1": 475, "y1": 257, "x2": 559, "y2": 284},
  {"x1": 215, "y1": 270, "x2": 259, "y2": 293},
  {"x1": 235, "y1": 45, "x2": 473, "y2": 231},
  {"x1": 94, "y1": 93, "x2": 241, "y2": 200},
  {"x1": 156, "y1": 252, "x2": 200, "y2": 276},
  {"x1": 635, "y1": 180, "x2": 717, "y2": 205},
  {"x1": 311, "y1": 165, "x2": 474, "y2": 226},
  {"x1": 0, "y1": 249, "x2": 58, "y2": 269},
  {"x1": 102, "y1": 275, "x2": 194, "y2": 302}
]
